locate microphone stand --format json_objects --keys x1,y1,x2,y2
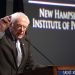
[{"x1": 25, "y1": 38, "x2": 55, "y2": 65}]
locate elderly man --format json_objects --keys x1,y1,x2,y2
[{"x1": 0, "y1": 12, "x2": 39, "y2": 75}]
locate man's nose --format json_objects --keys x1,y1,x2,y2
[{"x1": 21, "y1": 26, "x2": 25, "y2": 31}]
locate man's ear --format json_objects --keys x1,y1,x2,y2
[{"x1": 9, "y1": 23, "x2": 14, "y2": 31}]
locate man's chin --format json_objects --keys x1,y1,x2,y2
[{"x1": 17, "y1": 36, "x2": 24, "y2": 39}]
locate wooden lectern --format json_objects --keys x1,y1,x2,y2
[
  {"x1": 18, "y1": 66, "x2": 75, "y2": 75},
  {"x1": 53, "y1": 66, "x2": 75, "y2": 75},
  {"x1": 18, "y1": 66, "x2": 53, "y2": 75}
]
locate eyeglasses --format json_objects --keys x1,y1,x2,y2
[{"x1": 15, "y1": 24, "x2": 28, "y2": 30}]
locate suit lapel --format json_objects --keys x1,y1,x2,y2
[
  {"x1": 5, "y1": 29, "x2": 17, "y2": 69},
  {"x1": 7, "y1": 38, "x2": 17, "y2": 67}
]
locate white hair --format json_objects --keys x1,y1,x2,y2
[{"x1": 11, "y1": 12, "x2": 30, "y2": 25}]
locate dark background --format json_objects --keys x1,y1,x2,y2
[{"x1": 1, "y1": 0, "x2": 75, "y2": 66}]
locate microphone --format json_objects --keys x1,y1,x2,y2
[{"x1": 25, "y1": 37, "x2": 55, "y2": 65}]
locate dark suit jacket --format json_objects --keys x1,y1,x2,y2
[{"x1": 0, "y1": 29, "x2": 36, "y2": 75}]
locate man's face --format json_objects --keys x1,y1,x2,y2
[{"x1": 11, "y1": 17, "x2": 29, "y2": 39}]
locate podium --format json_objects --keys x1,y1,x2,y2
[
  {"x1": 18, "y1": 66, "x2": 75, "y2": 75},
  {"x1": 18, "y1": 66, "x2": 53, "y2": 75},
  {"x1": 53, "y1": 66, "x2": 75, "y2": 75}
]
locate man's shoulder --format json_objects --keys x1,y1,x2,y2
[{"x1": 0, "y1": 29, "x2": 13, "y2": 43}]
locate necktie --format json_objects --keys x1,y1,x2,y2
[{"x1": 16, "y1": 40, "x2": 22, "y2": 67}]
